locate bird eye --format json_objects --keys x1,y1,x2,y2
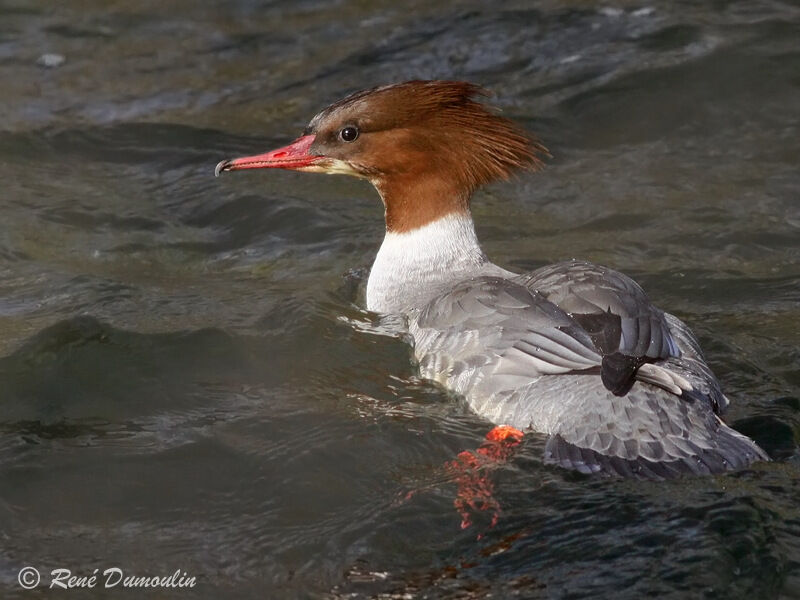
[{"x1": 339, "y1": 126, "x2": 359, "y2": 142}]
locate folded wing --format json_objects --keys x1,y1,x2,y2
[{"x1": 407, "y1": 261, "x2": 765, "y2": 477}]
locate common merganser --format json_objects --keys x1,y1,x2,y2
[{"x1": 216, "y1": 80, "x2": 768, "y2": 478}]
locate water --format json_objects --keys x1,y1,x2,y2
[{"x1": 1, "y1": 0, "x2": 798, "y2": 597}]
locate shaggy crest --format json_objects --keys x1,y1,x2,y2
[{"x1": 309, "y1": 80, "x2": 548, "y2": 192}]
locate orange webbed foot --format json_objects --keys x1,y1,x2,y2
[{"x1": 447, "y1": 425, "x2": 525, "y2": 536}]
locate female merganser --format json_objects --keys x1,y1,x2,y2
[{"x1": 216, "y1": 80, "x2": 767, "y2": 478}]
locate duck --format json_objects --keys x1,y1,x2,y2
[{"x1": 216, "y1": 80, "x2": 768, "y2": 478}]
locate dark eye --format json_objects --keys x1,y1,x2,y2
[{"x1": 339, "y1": 126, "x2": 359, "y2": 142}]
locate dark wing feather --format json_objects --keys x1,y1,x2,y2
[{"x1": 518, "y1": 261, "x2": 679, "y2": 395}]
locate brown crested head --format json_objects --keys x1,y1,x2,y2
[{"x1": 217, "y1": 81, "x2": 548, "y2": 232}]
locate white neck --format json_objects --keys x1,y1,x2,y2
[{"x1": 366, "y1": 212, "x2": 490, "y2": 313}]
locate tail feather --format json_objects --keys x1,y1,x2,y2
[{"x1": 544, "y1": 417, "x2": 768, "y2": 480}]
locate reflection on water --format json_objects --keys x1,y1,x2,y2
[{"x1": 0, "y1": 1, "x2": 798, "y2": 598}]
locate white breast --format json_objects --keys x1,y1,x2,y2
[{"x1": 366, "y1": 213, "x2": 505, "y2": 313}]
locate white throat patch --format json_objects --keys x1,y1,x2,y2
[{"x1": 366, "y1": 213, "x2": 490, "y2": 313}]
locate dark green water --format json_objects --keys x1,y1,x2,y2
[{"x1": 1, "y1": 1, "x2": 799, "y2": 598}]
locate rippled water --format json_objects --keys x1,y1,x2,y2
[{"x1": 1, "y1": 1, "x2": 799, "y2": 598}]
